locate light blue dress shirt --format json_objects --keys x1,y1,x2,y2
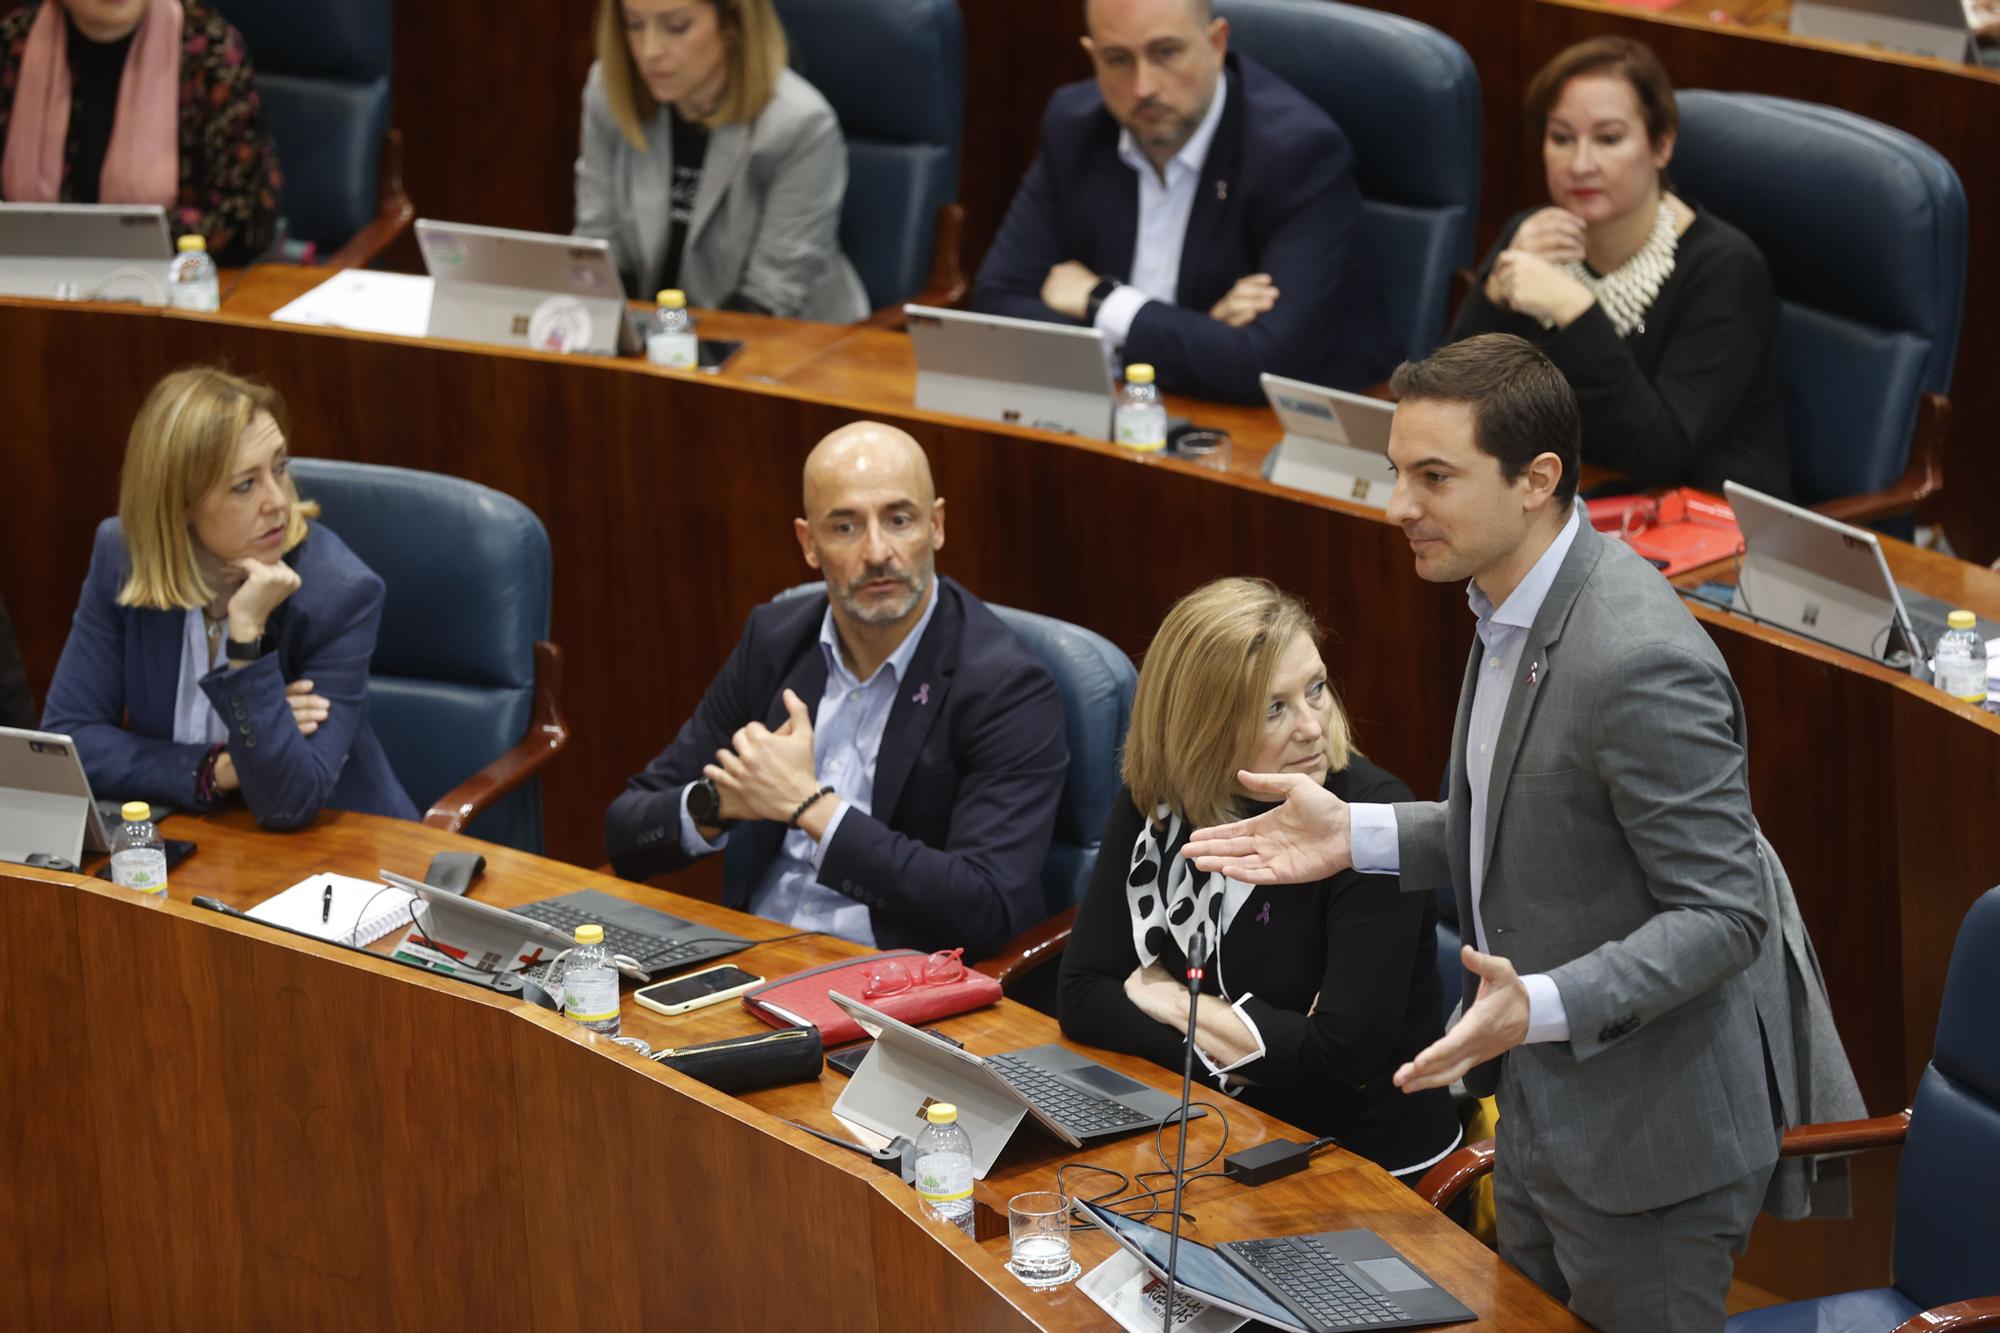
[
  {"x1": 1092, "y1": 73, "x2": 1231, "y2": 349},
  {"x1": 1350, "y1": 506, "x2": 1583, "y2": 1043},
  {"x1": 172, "y1": 610, "x2": 229, "y2": 747},
  {"x1": 677, "y1": 588, "x2": 940, "y2": 946}
]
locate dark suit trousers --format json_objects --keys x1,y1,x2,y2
[{"x1": 1494, "y1": 1065, "x2": 1778, "y2": 1332}]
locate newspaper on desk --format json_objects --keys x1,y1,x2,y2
[{"x1": 1078, "y1": 1249, "x2": 1248, "y2": 1333}]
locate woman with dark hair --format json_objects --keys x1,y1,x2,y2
[{"x1": 1448, "y1": 36, "x2": 1790, "y2": 498}]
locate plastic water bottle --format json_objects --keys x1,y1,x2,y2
[
  {"x1": 647, "y1": 288, "x2": 698, "y2": 368},
  {"x1": 1933, "y1": 610, "x2": 1988, "y2": 705},
  {"x1": 913, "y1": 1102, "x2": 976, "y2": 1236},
  {"x1": 108, "y1": 801, "x2": 169, "y2": 901},
  {"x1": 166, "y1": 234, "x2": 219, "y2": 312},
  {"x1": 1114, "y1": 362, "x2": 1166, "y2": 452},
  {"x1": 562, "y1": 924, "x2": 621, "y2": 1037}
]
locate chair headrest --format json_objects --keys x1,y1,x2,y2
[
  {"x1": 210, "y1": 0, "x2": 392, "y2": 84},
  {"x1": 1934, "y1": 887, "x2": 2000, "y2": 1107},
  {"x1": 771, "y1": 0, "x2": 963, "y2": 152}
]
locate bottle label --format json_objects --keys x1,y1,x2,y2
[
  {"x1": 1937, "y1": 657, "x2": 1987, "y2": 702},
  {"x1": 647, "y1": 331, "x2": 698, "y2": 369},
  {"x1": 1114, "y1": 405, "x2": 1166, "y2": 451},
  {"x1": 914, "y1": 1150, "x2": 973, "y2": 1203},
  {"x1": 563, "y1": 967, "x2": 620, "y2": 1023},
  {"x1": 110, "y1": 848, "x2": 168, "y2": 891}
]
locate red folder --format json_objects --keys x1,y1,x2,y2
[
  {"x1": 741, "y1": 950, "x2": 1003, "y2": 1047},
  {"x1": 1586, "y1": 487, "x2": 1743, "y2": 577}
]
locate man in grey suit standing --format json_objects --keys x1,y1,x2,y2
[{"x1": 1187, "y1": 335, "x2": 1787, "y2": 1331}]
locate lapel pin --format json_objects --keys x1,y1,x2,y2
[
  {"x1": 913, "y1": 682, "x2": 930, "y2": 707},
  {"x1": 1215, "y1": 179, "x2": 1228, "y2": 201},
  {"x1": 1525, "y1": 660, "x2": 1541, "y2": 688},
  {"x1": 1256, "y1": 902, "x2": 1271, "y2": 926}
]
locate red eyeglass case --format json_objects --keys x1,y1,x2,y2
[{"x1": 741, "y1": 949, "x2": 1003, "y2": 1048}]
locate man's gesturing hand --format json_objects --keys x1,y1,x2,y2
[
  {"x1": 704, "y1": 688, "x2": 821, "y2": 826},
  {"x1": 1392, "y1": 947, "x2": 1531, "y2": 1093},
  {"x1": 1180, "y1": 770, "x2": 1352, "y2": 884}
]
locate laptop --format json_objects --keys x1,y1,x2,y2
[
  {"x1": 1258, "y1": 373, "x2": 1397, "y2": 511},
  {"x1": 417, "y1": 219, "x2": 629, "y2": 355},
  {"x1": 1080, "y1": 1199, "x2": 1477, "y2": 1333},
  {"x1": 905, "y1": 304, "x2": 1115, "y2": 440},
  {"x1": 0, "y1": 203, "x2": 173, "y2": 306},
  {"x1": 827, "y1": 991, "x2": 1196, "y2": 1179},
  {"x1": 406, "y1": 883, "x2": 749, "y2": 982},
  {"x1": 0, "y1": 726, "x2": 115, "y2": 869},
  {"x1": 1790, "y1": 0, "x2": 1975, "y2": 64}
]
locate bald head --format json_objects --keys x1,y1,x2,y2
[
  {"x1": 1085, "y1": 0, "x2": 1212, "y2": 30},
  {"x1": 800, "y1": 421, "x2": 935, "y2": 519}
]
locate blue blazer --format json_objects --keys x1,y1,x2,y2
[
  {"x1": 43, "y1": 519, "x2": 418, "y2": 831},
  {"x1": 605, "y1": 577, "x2": 1069, "y2": 960},
  {"x1": 973, "y1": 54, "x2": 1398, "y2": 404}
]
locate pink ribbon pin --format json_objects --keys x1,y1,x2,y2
[{"x1": 913, "y1": 682, "x2": 930, "y2": 706}]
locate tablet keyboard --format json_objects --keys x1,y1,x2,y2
[
  {"x1": 514, "y1": 899, "x2": 713, "y2": 970},
  {"x1": 985, "y1": 1053, "x2": 1156, "y2": 1135},
  {"x1": 1224, "y1": 1235, "x2": 1408, "y2": 1331}
]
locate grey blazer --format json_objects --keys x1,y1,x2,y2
[
  {"x1": 574, "y1": 63, "x2": 869, "y2": 323},
  {"x1": 1395, "y1": 520, "x2": 1793, "y2": 1215}
]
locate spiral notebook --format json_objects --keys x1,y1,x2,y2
[{"x1": 246, "y1": 872, "x2": 420, "y2": 947}]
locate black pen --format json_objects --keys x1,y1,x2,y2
[{"x1": 321, "y1": 881, "x2": 333, "y2": 924}]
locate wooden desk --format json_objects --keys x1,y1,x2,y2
[{"x1": 0, "y1": 812, "x2": 1582, "y2": 1330}]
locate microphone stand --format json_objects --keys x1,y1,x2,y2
[{"x1": 1161, "y1": 927, "x2": 1209, "y2": 1333}]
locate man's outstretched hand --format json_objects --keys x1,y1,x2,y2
[{"x1": 1182, "y1": 770, "x2": 1353, "y2": 884}]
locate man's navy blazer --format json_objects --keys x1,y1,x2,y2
[
  {"x1": 973, "y1": 53, "x2": 1398, "y2": 404},
  {"x1": 42, "y1": 519, "x2": 417, "y2": 830},
  {"x1": 604, "y1": 577, "x2": 1068, "y2": 960}
]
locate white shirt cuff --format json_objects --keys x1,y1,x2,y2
[
  {"x1": 1092, "y1": 284, "x2": 1149, "y2": 349},
  {"x1": 808, "y1": 798, "x2": 849, "y2": 872},
  {"x1": 1348, "y1": 803, "x2": 1401, "y2": 875},
  {"x1": 1194, "y1": 992, "x2": 1268, "y2": 1077},
  {"x1": 1521, "y1": 973, "x2": 1571, "y2": 1044},
  {"x1": 677, "y1": 783, "x2": 730, "y2": 856}
]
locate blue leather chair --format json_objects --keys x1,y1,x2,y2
[
  {"x1": 1725, "y1": 886, "x2": 2000, "y2": 1333},
  {"x1": 1673, "y1": 92, "x2": 1967, "y2": 525},
  {"x1": 211, "y1": 0, "x2": 414, "y2": 268},
  {"x1": 290, "y1": 461, "x2": 567, "y2": 853},
  {"x1": 771, "y1": 0, "x2": 967, "y2": 321},
  {"x1": 1217, "y1": 0, "x2": 1481, "y2": 360}
]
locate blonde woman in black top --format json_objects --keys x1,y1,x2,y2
[
  {"x1": 1449, "y1": 36, "x2": 1790, "y2": 498},
  {"x1": 1058, "y1": 579, "x2": 1461, "y2": 1181}
]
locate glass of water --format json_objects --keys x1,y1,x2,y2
[{"x1": 1007, "y1": 1192, "x2": 1079, "y2": 1288}]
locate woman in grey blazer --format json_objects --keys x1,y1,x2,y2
[{"x1": 575, "y1": 0, "x2": 868, "y2": 323}]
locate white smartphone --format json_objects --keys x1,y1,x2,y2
[{"x1": 632, "y1": 964, "x2": 764, "y2": 1016}]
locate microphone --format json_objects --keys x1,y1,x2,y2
[{"x1": 1161, "y1": 925, "x2": 1210, "y2": 1333}]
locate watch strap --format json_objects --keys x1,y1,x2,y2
[
  {"x1": 1084, "y1": 275, "x2": 1122, "y2": 325},
  {"x1": 223, "y1": 634, "x2": 268, "y2": 662}
]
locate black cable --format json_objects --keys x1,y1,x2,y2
[{"x1": 1162, "y1": 929, "x2": 1211, "y2": 1331}]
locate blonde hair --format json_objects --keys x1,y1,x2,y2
[
  {"x1": 115, "y1": 367, "x2": 318, "y2": 610},
  {"x1": 1122, "y1": 579, "x2": 1354, "y2": 828},
  {"x1": 595, "y1": 0, "x2": 789, "y2": 149}
]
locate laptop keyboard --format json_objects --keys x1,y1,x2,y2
[
  {"x1": 514, "y1": 898, "x2": 716, "y2": 970},
  {"x1": 1227, "y1": 1236, "x2": 1408, "y2": 1331},
  {"x1": 984, "y1": 1053, "x2": 1156, "y2": 1135}
]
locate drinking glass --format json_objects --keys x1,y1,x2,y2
[{"x1": 1007, "y1": 1192, "x2": 1078, "y2": 1288}]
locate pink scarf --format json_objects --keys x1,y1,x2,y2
[{"x1": 2, "y1": 0, "x2": 183, "y2": 206}]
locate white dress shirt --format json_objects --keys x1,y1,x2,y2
[
  {"x1": 1350, "y1": 506, "x2": 1583, "y2": 1043},
  {"x1": 677, "y1": 588, "x2": 940, "y2": 947},
  {"x1": 1092, "y1": 73, "x2": 1230, "y2": 350}
]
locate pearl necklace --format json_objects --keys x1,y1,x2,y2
[{"x1": 1563, "y1": 200, "x2": 1678, "y2": 339}]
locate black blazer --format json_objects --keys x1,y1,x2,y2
[
  {"x1": 604, "y1": 578, "x2": 1068, "y2": 960},
  {"x1": 973, "y1": 54, "x2": 1398, "y2": 404},
  {"x1": 1058, "y1": 759, "x2": 1461, "y2": 1175}
]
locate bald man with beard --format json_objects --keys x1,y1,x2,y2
[{"x1": 606, "y1": 422, "x2": 1069, "y2": 959}]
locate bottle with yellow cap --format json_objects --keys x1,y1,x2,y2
[
  {"x1": 912, "y1": 1101, "x2": 976, "y2": 1235},
  {"x1": 1114, "y1": 362, "x2": 1166, "y2": 452},
  {"x1": 1932, "y1": 609, "x2": 1988, "y2": 705},
  {"x1": 108, "y1": 801, "x2": 169, "y2": 901},
  {"x1": 166, "y1": 233, "x2": 219, "y2": 313},
  {"x1": 561, "y1": 923, "x2": 621, "y2": 1036},
  {"x1": 647, "y1": 288, "x2": 699, "y2": 369}
]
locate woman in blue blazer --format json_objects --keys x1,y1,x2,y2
[{"x1": 43, "y1": 367, "x2": 415, "y2": 831}]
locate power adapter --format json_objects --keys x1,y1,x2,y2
[{"x1": 1223, "y1": 1138, "x2": 1320, "y2": 1187}]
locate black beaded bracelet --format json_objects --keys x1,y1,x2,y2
[{"x1": 787, "y1": 785, "x2": 836, "y2": 829}]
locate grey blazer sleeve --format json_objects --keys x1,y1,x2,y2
[
  {"x1": 1390, "y1": 799, "x2": 1450, "y2": 894},
  {"x1": 1548, "y1": 639, "x2": 1770, "y2": 1059},
  {"x1": 574, "y1": 63, "x2": 637, "y2": 284},
  {"x1": 734, "y1": 98, "x2": 852, "y2": 318}
]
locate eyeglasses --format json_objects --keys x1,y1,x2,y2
[{"x1": 863, "y1": 948, "x2": 967, "y2": 998}]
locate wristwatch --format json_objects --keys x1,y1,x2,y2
[
  {"x1": 223, "y1": 633, "x2": 269, "y2": 662},
  {"x1": 1084, "y1": 275, "x2": 1122, "y2": 325},
  {"x1": 687, "y1": 777, "x2": 732, "y2": 829}
]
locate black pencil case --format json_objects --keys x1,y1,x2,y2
[{"x1": 649, "y1": 1025, "x2": 824, "y2": 1094}]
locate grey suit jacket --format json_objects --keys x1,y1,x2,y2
[
  {"x1": 1395, "y1": 519, "x2": 1791, "y2": 1215},
  {"x1": 574, "y1": 64, "x2": 869, "y2": 323}
]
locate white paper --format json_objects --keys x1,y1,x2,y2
[
  {"x1": 246, "y1": 871, "x2": 417, "y2": 946},
  {"x1": 271, "y1": 269, "x2": 434, "y2": 338},
  {"x1": 1077, "y1": 1250, "x2": 1248, "y2": 1333}
]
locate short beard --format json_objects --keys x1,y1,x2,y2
[{"x1": 834, "y1": 562, "x2": 931, "y2": 626}]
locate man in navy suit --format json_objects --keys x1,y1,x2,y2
[
  {"x1": 973, "y1": 0, "x2": 1398, "y2": 405},
  {"x1": 605, "y1": 422, "x2": 1068, "y2": 961}
]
